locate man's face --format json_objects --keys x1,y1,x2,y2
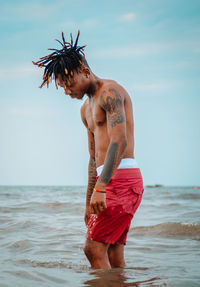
[{"x1": 56, "y1": 70, "x2": 88, "y2": 99}]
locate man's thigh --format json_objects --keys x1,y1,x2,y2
[{"x1": 107, "y1": 244, "x2": 125, "y2": 267}]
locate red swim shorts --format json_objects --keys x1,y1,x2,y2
[{"x1": 86, "y1": 168, "x2": 144, "y2": 245}]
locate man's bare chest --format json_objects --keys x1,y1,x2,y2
[{"x1": 85, "y1": 102, "x2": 106, "y2": 133}]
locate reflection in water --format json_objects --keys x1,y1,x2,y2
[{"x1": 83, "y1": 268, "x2": 162, "y2": 287}]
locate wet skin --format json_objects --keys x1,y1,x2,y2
[{"x1": 56, "y1": 65, "x2": 135, "y2": 269}]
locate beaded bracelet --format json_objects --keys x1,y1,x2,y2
[{"x1": 93, "y1": 188, "x2": 106, "y2": 193}]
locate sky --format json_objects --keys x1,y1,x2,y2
[{"x1": 0, "y1": 0, "x2": 200, "y2": 186}]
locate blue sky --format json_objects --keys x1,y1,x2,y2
[{"x1": 0, "y1": 0, "x2": 200, "y2": 186}]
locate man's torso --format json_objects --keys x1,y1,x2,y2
[{"x1": 82, "y1": 79, "x2": 135, "y2": 167}]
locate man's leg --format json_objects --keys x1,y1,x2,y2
[
  {"x1": 84, "y1": 239, "x2": 111, "y2": 269},
  {"x1": 108, "y1": 244, "x2": 126, "y2": 268}
]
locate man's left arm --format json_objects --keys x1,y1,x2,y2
[{"x1": 90, "y1": 87, "x2": 127, "y2": 214}]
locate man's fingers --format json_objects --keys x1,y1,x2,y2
[
  {"x1": 93, "y1": 204, "x2": 99, "y2": 214},
  {"x1": 95, "y1": 204, "x2": 102, "y2": 214},
  {"x1": 98, "y1": 202, "x2": 106, "y2": 213},
  {"x1": 84, "y1": 212, "x2": 90, "y2": 227},
  {"x1": 90, "y1": 204, "x2": 98, "y2": 214},
  {"x1": 90, "y1": 205, "x2": 94, "y2": 214},
  {"x1": 90, "y1": 203, "x2": 100, "y2": 214},
  {"x1": 85, "y1": 216, "x2": 89, "y2": 226},
  {"x1": 91, "y1": 202, "x2": 106, "y2": 214},
  {"x1": 101, "y1": 201, "x2": 107, "y2": 209}
]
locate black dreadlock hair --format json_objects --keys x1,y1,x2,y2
[{"x1": 32, "y1": 30, "x2": 88, "y2": 89}]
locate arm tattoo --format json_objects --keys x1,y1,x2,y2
[
  {"x1": 99, "y1": 142, "x2": 118, "y2": 184},
  {"x1": 90, "y1": 141, "x2": 94, "y2": 151},
  {"x1": 100, "y1": 88, "x2": 125, "y2": 128},
  {"x1": 86, "y1": 157, "x2": 97, "y2": 206},
  {"x1": 98, "y1": 88, "x2": 127, "y2": 185}
]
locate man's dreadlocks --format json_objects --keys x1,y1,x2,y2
[{"x1": 32, "y1": 30, "x2": 87, "y2": 89}]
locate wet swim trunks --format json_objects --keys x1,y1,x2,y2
[{"x1": 86, "y1": 167, "x2": 144, "y2": 245}]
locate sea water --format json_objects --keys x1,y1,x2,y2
[{"x1": 0, "y1": 185, "x2": 200, "y2": 287}]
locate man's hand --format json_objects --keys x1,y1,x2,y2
[
  {"x1": 90, "y1": 191, "x2": 107, "y2": 214},
  {"x1": 84, "y1": 206, "x2": 91, "y2": 227}
]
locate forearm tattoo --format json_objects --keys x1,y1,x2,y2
[
  {"x1": 99, "y1": 142, "x2": 118, "y2": 184},
  {"x1": 86, "y1": 157, "x2": 97, "y2": 205},
  {"x1": 90, "y1": 140, "x2": 94, "y2": 151}
]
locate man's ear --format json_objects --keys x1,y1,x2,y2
[{"x1": 83, "y1": 67, "x2": 90, "y2": 78}]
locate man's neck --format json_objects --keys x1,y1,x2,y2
[{"x1": 86, "y1": 73, "x2": 102, "y2": 98}]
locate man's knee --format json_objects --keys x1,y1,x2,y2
[
  {"x1": 83, "y1": 240, "x2": 107, "y2": 261},
  {"x1": 83, "y1": 243, "x2": 93, "y2": 260},
  {"x1": 108, "y1": 253, "x2": 125, "y2": 268}
]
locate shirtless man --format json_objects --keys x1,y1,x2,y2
[{"x1": 33, "y1": 31, "x2": 144, "y2": 269}]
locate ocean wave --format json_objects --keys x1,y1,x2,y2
[
  {"x1": 130, "y1": 222, "x2": 200, "y2": 240},
  {"x1": 17, "y1": 259, "x2": 90, "y2": 271},
  {"x1": 0, "y1": 201, "x2": 84, "y2": 214},
  {"x1": 9, "y1": 240, "x2": 33, "y2": 251}
]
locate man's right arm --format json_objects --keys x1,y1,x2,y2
[
  {"x1": 86, "y1": 129, "x2": 97, "y2": 207},
  {"x1": 80, "y1": 103, "x2": 97, "y2": 226}
]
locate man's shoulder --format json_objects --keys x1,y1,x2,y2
[
  {"x1": 99, "y1": 79, "x2": 129, "y2": 101},
  {"x1": 100, "y1": 79, "x2": 121, "y2": 91}
]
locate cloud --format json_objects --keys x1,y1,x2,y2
[
  {"x1": 9, "y1": 107, "x2": 44, "y2": 116},
  {"x1": 130, "y1": 80, "x2": 182, "y2": 94},
  {"x1": 0, "y1": 2, "x2": 61, "y2": 22},
  {"x1": 59, "y1": 18, "x2": 99, "y2": 31},
  {"x1": 8, "y1": 107, "x2": 57, "y2": 117},
  {"x1": 193, "y1": 47, "x2": 200, "y2": 54},
  {"x1": 120, "y1": 13, "x2": 136, "y2": 22},
  {"x1": 90, "y1": 39, "x2": 200, "y2": 59},
  {"x1": 90, "y1": 45, "x2": 156, "y2": 59},
  {"x1": 133, "y1": 83, "x2": 167, "y2": 92},
  {"x1": 0, "y1": 64, "x2": 39, "y2": 81}
]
